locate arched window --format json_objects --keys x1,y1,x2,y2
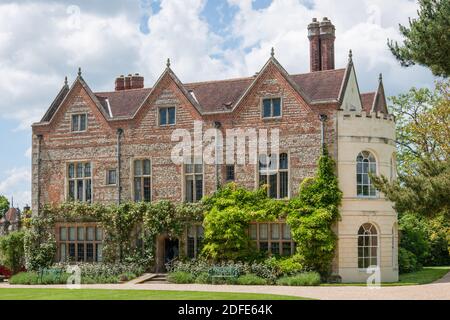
[
  {"x1": 356, "y1": 151, "x2": 377, "y2": 197},
  {"x1": 358, "y1": 223, "x2": 378, "y2": 269}
]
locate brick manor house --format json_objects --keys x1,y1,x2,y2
[{"x1": 32, "y1": 18, "x2": 398, "y2": 282}]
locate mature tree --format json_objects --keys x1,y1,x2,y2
[
  {"x1": 390, "y1": 80, "x2": 449, "y2": 174},
  {"x1": 388, "y1": 0, "x2": 450, "y2": 77},
  {"x1": 0, "y1": 195, "x2": 9, "y2": 219},
  {"x1": 373, "y1": 80, "x2": 449, "y2": 219}
]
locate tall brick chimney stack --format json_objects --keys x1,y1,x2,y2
[
  {"x1": 308, "y1": 17, "x2": 336, "y2": 72},
  {"x1": 115, "y1": 75, "x2": 125, "y2": 91},
  {"x1": 319, "y1": 17, "x2": 336, "y2": 71},
  {"x1": 308, "y1": 18, "x2": 321, "y2": 72},
  {"x1": 131, "y1": 73, "x2": 144, "y2": 89},
  {"x1": 124, "y1": 74, "x2": 132, "y2": 90}
]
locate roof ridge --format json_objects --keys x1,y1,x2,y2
[
  {"x1": 291, "y1": 68, "x2": 346, "y2": 77},
  {"x1": 184, "y1": 76, "x2": 255, "y2": 86}
]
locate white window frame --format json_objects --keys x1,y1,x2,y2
[
  {"x1": 357, "y1": 223, "x2": 379, "y2": 270},
  {"x1": 356, "y1": 151, "x2": 378, "y2": 198}
]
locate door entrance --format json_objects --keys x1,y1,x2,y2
[{"x1": 164, "y1": 238, "x2": 179, "y2": 266}]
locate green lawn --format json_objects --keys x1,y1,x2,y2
[
  {"x1": 0, "y1": 288, "x2": 304, "y2": 300},
  {"x1": 322, "y1": 266, "x2": 450, "y2": 287}
]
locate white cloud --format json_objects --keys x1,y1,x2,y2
[
  {"x1": 0, "y1": 0, "x2": 437, "y2": 207},
  {"x1": 0, "y1": 167, "x2": 31, "y2": 208}
]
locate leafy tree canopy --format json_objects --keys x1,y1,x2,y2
[
  {"x1": 0, "y1": 195, "x2": 9, "y2": 218},
  {"x1": 388, "y1": 0, "x2": 450, "y2": 77}
]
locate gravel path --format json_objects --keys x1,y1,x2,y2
[{"x1": 1, "y1": 272, "x2": 450, "y2": 300}]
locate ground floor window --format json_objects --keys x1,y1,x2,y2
[
  {"x1": 186, "y1": 225, "x2": 204, "y2": 258},
  {"x1": 249, "y1": 222, "x2": 295, "y2": 256},
  {"x1": 56, "y1": 223, "x2": 104, "y2": 262},
  {"x1": 358, "y1": 223, "x2": 378, "y2": 269}
]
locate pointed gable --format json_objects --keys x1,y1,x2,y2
[
  {"x1": 132, "y1": 66, "x2": 203, "y2": 120},
  {"x1": 37, "y1": 74, "x2": 112, "y2": 127},
  {"x1": 372, "y1": 75, "x2": 389, "y2": 114}
]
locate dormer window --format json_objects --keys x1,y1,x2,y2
[
  {"x1": 159, "y1": 107, "x2": 176, "y2": 126},
  {"x1": 262, "y1": 98, "x2": 282, "y2": 118},
  {"x1": 71, "y1": 114, "x2": 87, "y2": 132}
]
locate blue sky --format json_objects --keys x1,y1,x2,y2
[{"x1": 0, "y1": 0, "x2": 436, "y2": 208}]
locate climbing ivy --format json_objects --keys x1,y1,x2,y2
[
  {"x1": 28, "y1": 201, "x2": 204, "y2": 269},
  {"x1": 287, "y1": 148, "x2": 342, "y2": 276},
  {"x1": 201, "y1": 183, "x2": 287, "y2": 261}
]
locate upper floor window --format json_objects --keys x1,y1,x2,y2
[
  {"x1": 68, "y1": 162, "x2": 92, "y2": 202},
  {"x1": 259, "y1": 153, "x2": 289, "y2": 199},
  {"x1": 262, "y1": 98, "x2": 281, "y2": 118},
  {"x1": 358, "y1": 223, "x2": 378, "y2": 269},
  {"x1": 185, "y1": 162, "x2": 203, "y2": 203},
  {"x1": 71, "y1": 114, "x2": 87, "y2": 132},
  {"x1": 159, "y1": 107, "x2": 176, "y2": 126},
  {"x1": 356, "y1": 151, "x2": 377, "y2": 197},
  {"x1": 133, "y1": 160, "x2": 151, "y2": 202}
]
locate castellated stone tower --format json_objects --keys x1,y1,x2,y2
[{"x1": 335, "y1": 76, "x2": 399, "y2": 282}]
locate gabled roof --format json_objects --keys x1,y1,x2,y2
[
  {"x1": 37, "y1": 73, "x2": 113, "y2": 126},
  {"x1": 41, "y1": 82, "x2": 70, "y2": 122},
  {"x1": 36, "y1": 57, "x2": 354, "y2": 124}
]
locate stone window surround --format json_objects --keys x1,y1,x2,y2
[
  {"x1": 260, "y1": 96, "x2": 283, "y2": 120},
  {"x1": 55, "y1": 222, "x2": 104, "y2": 263},
  {"x1": 182, "y1": 158, "x2": 205, "y2": 203},
  {"x1": 256, "y1": 151, "x2": 290, "y2": 199},
  {"x1": 356, "y1": 150, "x2": 379, "y2": 199},
  {"x1": 249, "y1": 221, "x2": 295, "y2": 256},
  {"x1": 357, "y1": 223, "x2": 379, "y2": 270},
  {"x1": 106, "y1": 168, "x2": 117, "y2": 186},
  {"x1": 71, "y1": 113, "x2": 88, "y2": 132},
  {"x1": 185, "y1": 224, "x2": 204, "y2": 259},
  {"x1": 65, "y1": 161, "x2": 93, "y2": 203},
  {"x1": 157, "y1": 106, "x2": 177, "y2": 127},
  {"x1": 131, "y1": 158, "x2": 152, "y2": 203}
]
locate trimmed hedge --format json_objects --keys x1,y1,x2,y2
[
  {"x1": 276, "y1": 272, "x2": 321, "y2": 286},
  {"x1": 236, "y1": 274, "x2": 267, "y2": 285}
]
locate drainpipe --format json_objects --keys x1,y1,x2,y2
[
  {"x1": 116, "y1": 128, "x2": 123, "y2": 204},
  {"x1": 319, "y1": 114, "x2": 328, "y2": 154},
  {"x1": 36, "y1": 134, "x2": 43, "y2": 216},
  {"x1": 214, "y1": 121, "x2": 222, "y2": 190}
]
